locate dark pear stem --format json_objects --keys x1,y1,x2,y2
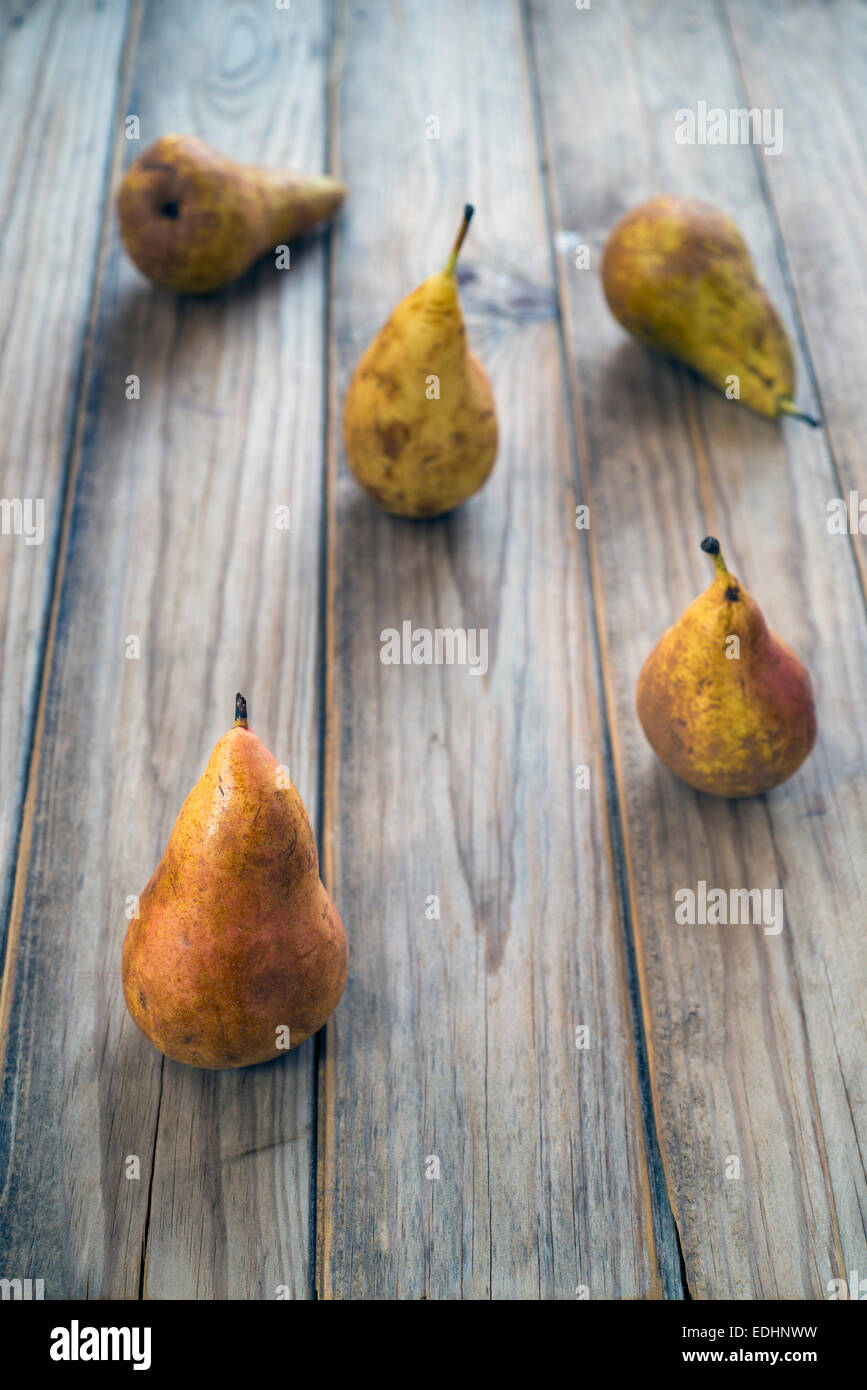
[
  {"x1": 235, "y1": 692, "x2": 248, "y2": 729},
  {"x1": 700, "y1": 535, "x2": 730, "y2": 580},
  {"x1": 701, "y1": 536, "x2": 740, "y2": 599},
  {"x1": 778, "y1": 396, "x2": 821, "y2": 428},
  {"x1": 444, "y1": 204, "x2": 475, "y2": 275}
]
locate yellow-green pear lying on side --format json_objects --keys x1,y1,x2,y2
[
  {"x1": 602, "y1": 195, "x2": 819, "y2": 424},
  {"x1": 122, "y1": 695, "x2": 348, "y2": 1068},
  {"x1": 637, "y1": 538, "x2": 817, "y2": 797},
  {"x1": 342, "y1": 205, "x2": 498, "y2": 517},
  {"x1": 118, "y1": 134, "x2": 346, "y2": 294}
]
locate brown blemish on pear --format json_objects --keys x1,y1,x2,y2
[
  {"x1": 636, "y1": 538, "x2": 817, "y2": 798},
  {"x1": 122, "y1": 694, "x2": 348, "y2": 1068},
  {"x1": 602, "y1": 196, "x2": 819, "y2": 424},
  {"x1": 117, "y1": 134, "x2": 346, "y2": 295},
  {"x1": 342, "y1": 205, "x2": 498, "y2": 518}
]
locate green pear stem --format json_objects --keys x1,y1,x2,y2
[
  {"x1": 778, "y1": 397, "x2": 821, "y2": 428},
  {"x1": 444, "y1": 204, "x2": 475, "y2": 276},
  {"x1": 700, "y1": 535, "x2": 730, "y2": 579},
  {"x1": 235, "y1": 692, "x2": 248, "y2": 729}
]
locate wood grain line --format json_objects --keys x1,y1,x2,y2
[
  {"x1": 0, "y1": 0, "x2": 143, "y2": 1075},
  {"x1": 316, "y1": 0, "x2": 344, "y2": 1303},
  {"x1": 519, "y1": 0, "x2": 686, "y2": 1300}
]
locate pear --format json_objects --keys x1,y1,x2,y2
[
  {"x1": 342, "y1": 205, "x2": 498, "y2": 517},
  {"x1": 602, "y1": 196, "x2": 819, "y2": 424},
  {"x1": 122, "y1": 695, "x2": 348, "y2": 1068},
  {"x1": 117, "y1": 134, "x2": 345, "y2": 294},
  {"x1": 636, "y1": 538, "x2": 817, "y2": 798}
]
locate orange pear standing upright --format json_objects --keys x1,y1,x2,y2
[{"x1": 122, "y1": 696, "x2": 347, "y2": 1068}]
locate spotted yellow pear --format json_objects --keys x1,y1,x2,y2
[
  {"x1": 602, "y1": 196, "x2": 819, "y2": 424},
  {"x1": 342, "y1": 206, "x2": 498, "y2": 517}
]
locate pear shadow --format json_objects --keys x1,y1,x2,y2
[
  {"x1": 335, "y1": 470, "x2": 496, "y2": 585},
  {"x1": 628, "y1": 748, "x2": 780, "y2": 878},
  {"x1": 597, "y1": 337, "x2": 785, "y2": 440},
  {"x1": 168, "y1": 1038, "x2": 315, "y2": 1084},
  {"x1": 113, "y1": 1004, "x2": 318, "y2": 1086},
  {"x1": 179, "y1": 223, "x2": 332, "y2": 309},
  {"x1": 332, "y1": 417, "x2": 522, "y2": 689},
  {"x1": 337, "y1": 484, "x2": 461, "y2": 532},
  {"x1": 94, "y1": 219, "x2": 335, "y2": 390}
]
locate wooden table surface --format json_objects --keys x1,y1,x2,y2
[{"x1": 1, "y1": 0, "x2": 865, "y2": 1301}]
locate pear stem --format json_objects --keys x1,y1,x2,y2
[
  {"x1": 700, "y1": 535, "x2": 730, "y2": 579},
  {"x1": 778, "y1": 396, "x2": 821, "y2": 428},
  {"x1": 235, "y1": 692, "x2": 248, "y2": 729},
  {"x1": 444, "y1": 204, "x2": 475, "y2": 275}
]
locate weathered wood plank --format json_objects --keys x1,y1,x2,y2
[
  {"x1": 529, "y1": 0, "x2": 867, "y2": 1295},
  {"x1": 722, "y1": 0, "x2": 867, "y2": 1290},
  {"x1": 0, "y1": 0, "x2": 133, "y2": 964},
  {"x1": 723, "y1": 0, "x2": 867, "y2": 575},
  {"x1": 318, "y1": 0, "x2": 670, "y2": 1299},
  {"x1": 0, "y1": 0, "x2": 333, "y2": 1297}
]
